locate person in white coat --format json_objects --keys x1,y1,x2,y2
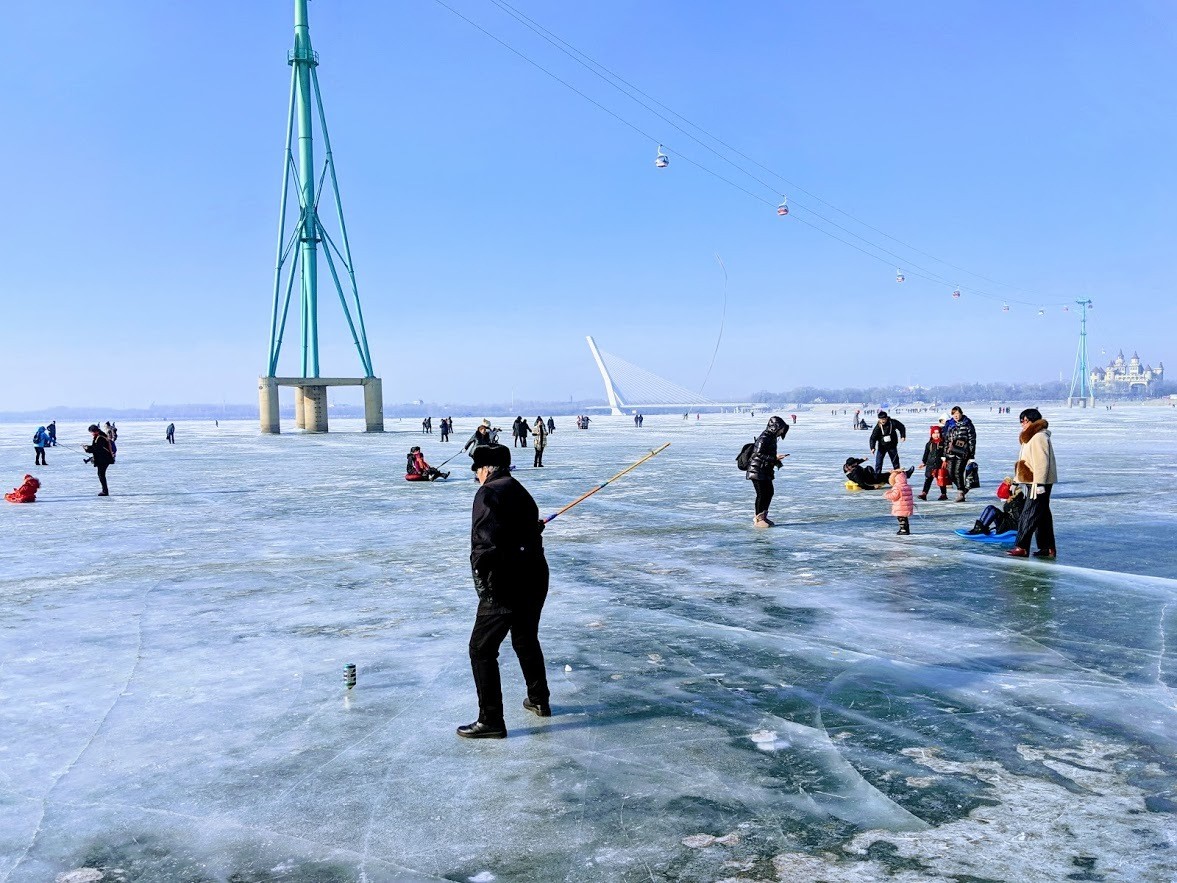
[{"x1": 1009, "y1": 408, "x2": 1058, "y2": 559}]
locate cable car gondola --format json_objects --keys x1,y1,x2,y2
[
  {"x1": 1002, "y1": 303, "x2": 1010, "y2": 313},
  {"x1": 777, "y1": 196, "x2": 789, "y2": 217},
  {"x1": 896, "y1": 269, "x2": 905, "y2": 283},
  {"x1": 952, "y1": 287, "x2": 961, "y2": 299},
  {"x1": 655, "y1": 145, "x2": 669, "y2": 169}
]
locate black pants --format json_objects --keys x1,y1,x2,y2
[
  {"x1": 96, "y1": 463, "x2": 109, "y2": 494},
  {"x1": 874, "y1": 448, "x2": 900, "y2": 475},
  {"x1": 34, "y1": 447, "x2": 46, "y2": 465},
  {"x1": 469, "y1": 595, "x2": 549, "y2": 726},
  {"x1": 533, "y1": 446, "x2": 544, "y2": 467},
  {"x1": 752, "y1": 478, "x2": 774, "y2": 516},
  {"x1": 1016, "y1": 485, "x2": 1055, "y2": 551},
  {"x1": 948, "y1": 457, "x2": 968, "y2": 493}
]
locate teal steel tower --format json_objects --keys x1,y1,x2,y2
[
  {"x1": 259, "y1": 0, "x2": 383, "y2": 433},
  {"x1": 1067, "y1": 299, "x2": 1095, "y2": 408}
]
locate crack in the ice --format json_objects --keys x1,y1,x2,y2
[
  {"x1": 1158, "y1": 601, "x2": 1173, "y2": 694},
  {"x1": 3, "y1": 581, "x2": 158, "y2": 882},
  {"x1": 356, "y1": 659, "x2": 459, "y2": 883}
]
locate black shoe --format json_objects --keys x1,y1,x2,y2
[
  {"x1": 523, "y1": 698, "x2": 551, "y2": 717},
  {"x1": 97, "y1": 491, "x2": 109, "y2": 496},
  {"x1": 1032, "y1": 549, "x2": 1056, "y2": 559},
  {"x1": 905, "y1": 466, "x2": 915, "y2": 478},
  {"x1": 456, "y1": 720, "x2": 507, "y2": 739}
]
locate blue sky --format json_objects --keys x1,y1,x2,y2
[{"x1": 3, "y1": 0, "x2": 1174, "y2": 409}]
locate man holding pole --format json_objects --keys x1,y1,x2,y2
[{"x1": 458, "y1": 443, "x2": 551, "y2": 739}]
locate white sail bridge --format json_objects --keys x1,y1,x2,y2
[{"x1": 586, "y1": 336, "x2": 754, "y2": 415}]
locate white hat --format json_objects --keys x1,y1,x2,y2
[{"x1": 480, "y1": 418, "x2": 491, "y2": 428}]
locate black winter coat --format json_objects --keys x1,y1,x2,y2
[
  {"x1": 470, "y1": 471, "x2": 549, "y2": 607},
  {"x1": 84, "y1": 432, "x2": 114, "y2": 467},
  {"x1": 945, "y1": 416, "x2": 976, "y2": 459},
  {"x1": 745, "y1": 429, "x2": 781, "y2": 482},
  {"x1": 869, "y1": 419, "x2": 906, "y2": 452},
  {"x1": 920, "y1": 439, "x2": 943, "y2": 476}
]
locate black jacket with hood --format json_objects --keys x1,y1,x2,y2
[{"x1": 746, "y1": 417, "x2": 788, "y2": 482}]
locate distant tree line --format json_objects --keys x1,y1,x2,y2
[{"x1": 749, "y1": 381, "x2": 1074, "y2": 405}]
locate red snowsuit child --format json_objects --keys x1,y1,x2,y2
[
  {"x1": 5, "y1": 474, "x2": 40, "y2": 503},
  {"x1": 884, "y1": 469, "x2": 914, "y2": 535}
]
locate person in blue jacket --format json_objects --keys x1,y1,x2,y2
[{"x1": 33, "y1": 426, "x2": 51, "y2": 465}]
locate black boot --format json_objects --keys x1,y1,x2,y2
[
  {"x1": 897, "y1": 517, "x2": 910, "y2": 535},
  {"x1": 457, "y1": 720, "x2": 507, "y2": 739},
  {"x1": 966, "y1": 520, "x2": 987, "y2": 536}
]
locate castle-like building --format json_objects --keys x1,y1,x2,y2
[{"x1": 1090, "y1": 350, "x2": 1164, "y2": 396}]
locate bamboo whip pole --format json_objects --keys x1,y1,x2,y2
[{"x1": 543, "y1": 442, "x2": 670, "y2": 524}]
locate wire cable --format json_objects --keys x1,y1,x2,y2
[{"x1": 481, "y1": 0, "x2": 1060, "y2": 302}]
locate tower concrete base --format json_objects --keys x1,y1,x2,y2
[{"x1": 258, "y1": 376, "x2": 384, "y2": 434}]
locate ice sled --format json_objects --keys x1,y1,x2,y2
[{"x1": 953, "y1": 528, "x2": 1017, "y2": 544}]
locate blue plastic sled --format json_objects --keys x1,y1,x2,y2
[{"x1": 953, "y1": 528, "x2": 1017, "y2": 544}]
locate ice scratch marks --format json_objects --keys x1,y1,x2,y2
[{"x1": 2, "y1": 580, "x2": 158, "y2": 882}]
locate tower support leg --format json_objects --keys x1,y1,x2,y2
[
  {"x1": 302, "y1": 384, "x2": 328, "y2": 432},
  {"x1": 294, "y1": 386, "x2": 306, "y2": 429},
  {"x1": 259, "y1": 376, "x2": 281, "y2": 434},
  {"x1": 363, "y1": 377, "x2": 384, "y2": 433}
]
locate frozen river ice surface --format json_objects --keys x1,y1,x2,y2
[{"x1": 1, "y1": 407, "x2": 1175, "y2": 882}]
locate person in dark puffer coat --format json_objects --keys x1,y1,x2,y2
[{"x1": 745, "y1": 416, "x2": 789, "y2": 527}]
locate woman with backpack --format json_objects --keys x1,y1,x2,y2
[
  {"x1": 33, "y1": 426, "x2": 51, "y2": 465},
  {"x1": 744, "y1": 416, "x2": 789, "y2": 528}
]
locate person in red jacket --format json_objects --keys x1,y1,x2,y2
[
  {"x1": 405, "y1": 447, "x2": 449, "y2": 481},
  {"x1": 5, "y1": 474, "x2": 40, "y2": 503}
]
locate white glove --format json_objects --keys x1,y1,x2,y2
[{"x1": 1035, "y1": 485, "x2": 1046, "y2": 494}]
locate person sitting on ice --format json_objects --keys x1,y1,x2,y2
[
  {"x1": 964, "y1": 477, "x2": 1025, "y2": 535},
  {"x1": 405, "y1": 446, "x2": 449, "y2": 482},
  {"x1": 844, "y1": 457, "x2": 911, "y2": 488},
  {"x1": 5, "y1": 474, "x2": 41, "y2": 503}
]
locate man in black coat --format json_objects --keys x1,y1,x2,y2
[
  {"x1": 84, "y1": 424, "x2": 114, "y2": 496},
  {"x1": 458, "y1": 443, "x2": 551, "y2": 739},
  {"x1": 869, "y1": 411, "x2": 906, "y2": 476},
  {"x1": 745, "y1": 416, "x2": 789, "y2": 527}
]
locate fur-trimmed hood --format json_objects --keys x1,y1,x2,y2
[{"x1": 1018, "y1": 418, "x2": 1049, "y2": 445}]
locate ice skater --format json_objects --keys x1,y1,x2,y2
[{"x1": 166, "y1": 422, "x2": 176, "y2": 444}]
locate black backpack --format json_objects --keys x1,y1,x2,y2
[{"x1": 736, "y1": 439, "x2": 756, "y2": 471}]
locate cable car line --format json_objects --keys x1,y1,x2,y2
[
  {"x1": 479, "y1": 0, "x2": 1059, "y2": 301},
  {"x1": 430, "y1": 0, "x2": 1077, "y2": 311}
]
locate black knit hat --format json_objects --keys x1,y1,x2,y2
[{"x1": 471, "y1": 443, "x2": 511, "y2": 471}]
